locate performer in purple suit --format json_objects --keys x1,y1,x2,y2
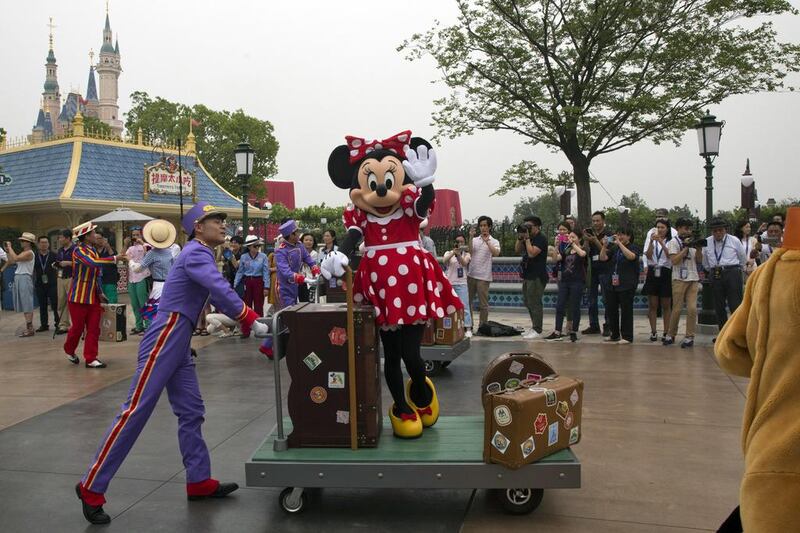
[
  {"x1": 274, "y1": 219, "x2": 320, "y2": 308},
  {"x1": 75, "y1": 202, "x2": 269, "y2": 525}
]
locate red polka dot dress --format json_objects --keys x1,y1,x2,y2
[{"x1": 344, "y1": 186, "x2": 464, "y2": 328}]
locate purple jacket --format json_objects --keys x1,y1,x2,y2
[
  {"x1": 275, "y1": 241, "x2": 316, "y2": 284},
  {"x1": 158, "y1": 239, "x2": 248, "y2": 327}
]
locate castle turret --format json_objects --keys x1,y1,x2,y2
[
  {"x1": 96, "y1": 10, "x2": 123, "y2": 136},
  {"x1": 40, "y1": 18, "x2": 62, "y2": 137},
  {"x1": 85, "y1": 50, "x2": 99, "y2": 119},
  {"x1": 30, "y1": 108, "x2": 47, "y2": 143}
]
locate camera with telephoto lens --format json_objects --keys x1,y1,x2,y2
[
  {"x1": 583, "y1": 227, "x2": 595, "y2": 236},
  {"x1": 682, "y1": 231, "x2": 707, "y2": 248},
  {"x1": 516, "y1": 224, "x2": 529, "y2": 239}
]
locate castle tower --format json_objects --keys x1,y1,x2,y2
[
  {"x1": 40, "y1": 18, "x2": 61, "y2": 137},
  {"x1": 85, "y1": 49, "x2": 99, "y2": 119},
  {"x1": 95, "y1": 10, "x2": 123, "y2": 136}
]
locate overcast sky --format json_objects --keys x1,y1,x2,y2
[{"x1": 2, "y1": 0, "x2": 799, "y2": 220}]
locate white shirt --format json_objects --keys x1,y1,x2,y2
[
  {"x1": 643, "y1": 227, "x2": 679, "y2": 269},
  {"x1": 0, "y1": 248, "x2": 7, "y2": 262},
  {"x1": 702, "y1": 234, "x2": 746, "y2": 269},
  {"x1": 443, "y1": 250, "x2": 471, "y2": 286},
  {"x1": 468, "y1": 235, "x2": 499, "y2": 282},
  {"x1": 666, "y1": 239, "x2": 699, "y2": 282}
]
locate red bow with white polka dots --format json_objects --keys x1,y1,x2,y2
[{"x1": 345, "y1": 130, "x2": 412, "y2": 163}]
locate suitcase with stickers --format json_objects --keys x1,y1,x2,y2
[
  {"x1": 482, "y1": 353, "x2": 583, "y2": 469},
  {"x1": 281, "y1": 302, "x2": 382, "y2": 448}
]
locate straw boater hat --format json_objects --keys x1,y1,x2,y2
[
  {"x1": 142, "y1": 219, "x2": 177, "y2": 249},
  {"x1": 18, "y1": 232, "x2": 36, "y2": 244},
  {"x1": 72, "y1": 221, "x2": 97, "y2": 239}
]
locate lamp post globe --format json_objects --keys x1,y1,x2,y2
[
  {"x1": 234, "y1": 141, "x2": 255, "y2": 237},
  {"x1": 691, "y1": 110, "x2": 724, "y2": 329}
]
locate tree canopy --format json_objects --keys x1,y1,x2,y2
[
  {"x1": 83, "y1": 116, "x2": 113, "y2": 137},
  {"x1": 401, "y1": 0, "x2": 800, "y2": 224},
  {"x1": 124, "y1": 92, "x2": 279, "y2": 195}
]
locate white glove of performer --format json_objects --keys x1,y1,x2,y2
[
  {"x1": 320, "y1": 251, "x2": 349, "y2": 280},
  {"x1": 251, "y1": 319, "x2": 271, "y2": 338},
  {"x1": 402, "y1": 145, "x2": 437, "y2": 188}
]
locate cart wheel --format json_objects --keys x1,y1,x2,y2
[
  {"x1": 423, "y1": 360, "x2": 443, "y2": 376},
  {"x1": 279, "y1": 487, "x2": 308, "y2": 514},
  {"x1": 441, "y1": 361, "x2": 451, "y2": 368},
  {"x1": 493, "y1": 488, "x2": 543, "y2": 515}
]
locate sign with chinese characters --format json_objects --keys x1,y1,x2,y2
[{"x1": 143, "y1": 157, "x2": 197, "y2": 201}]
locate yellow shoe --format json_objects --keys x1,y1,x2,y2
[
  {"x1": 406, "y1": 377, "x2": 440, "y2": 428},
  {"x1": 389, "y1": 405, "x2": 423, "y2": 439}
]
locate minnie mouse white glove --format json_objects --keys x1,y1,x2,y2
[
  {"x1": 320, "y1": 251, "x2": 349, "y2": 280},
  {"x1": 402, "y1": 145, "x2": 437, "y2": 188}
]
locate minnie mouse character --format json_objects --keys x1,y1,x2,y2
[{"x1": 321, "y1": 131, "x2": 464, "y2": 439}]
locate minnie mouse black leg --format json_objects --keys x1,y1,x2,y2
[
  {"x1": 401, "y1": 324, "x2": 440, "y2": 428},
  {"x1": 380, "y1": 328, "x2": 423, "y2": 438}
]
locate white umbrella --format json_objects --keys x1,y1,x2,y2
[{"x1": 92, "y1": 208, "x2": 155, "y2": 223}]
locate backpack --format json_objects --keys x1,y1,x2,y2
[{"x1": 477, "y1": 321, "x2": 523, "y2": 337}]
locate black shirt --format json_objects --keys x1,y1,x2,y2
[
  {"x1": 520, "y1": 232, "x2": 549, "y2": 283},
  {"x1": 99, "y1": 247, "x2": 119, "y2": 285},
  {"x1": 603, "y1": 243, "x2": 641, "y2": 292},
  {"x1": 557, "y1": 243, "x2": 587, "y2": 283},
  {"x1": 587, "y1": 227, "x2": 610, "y2": 274},
  {"x1": 223, "y1": 249, "x2": 243, "y2": 286},
  {"x1": 33, "y1": 251, "x2": 57, "y2": 287}
]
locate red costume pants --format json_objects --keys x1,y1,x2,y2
[
  {"x1": 241, "y1": 277, "x2": 264, "y2": 336},
  {"x1": 64, "y1": 302, "x2": 102, "y2": 363}
]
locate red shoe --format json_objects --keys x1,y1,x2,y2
[
  {"x1": 187, "y1": 478, "x2": 239, "y2": 501},
  {"x1": 259, "y1": 344, "x2": 274, "y2": 360}
]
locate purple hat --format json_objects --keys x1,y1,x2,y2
[
  {"x1": 279, "y1": 219, "x2": 298, "y2": 238},
  {"x1": 182, "y1": 202, "x2": 228, "y2": 236}
]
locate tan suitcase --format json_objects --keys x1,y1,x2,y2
[
  {"x1": 434, "y1": 310, "x2": 465, "y2": 345},
  {"x1": 481, "y1": 351, "x2": 556, "y2": 398}
]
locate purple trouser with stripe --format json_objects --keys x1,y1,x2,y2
[{"x1": 82, "y1": 311, "x2": 211, "y2": 493}]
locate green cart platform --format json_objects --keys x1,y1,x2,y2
[{"x1": 248, "y1": 310, "x2": 581, "y2": 515}]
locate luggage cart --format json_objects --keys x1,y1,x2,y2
[{"x1": 248, "y1": 279, "x2": 581, "y2": 516}]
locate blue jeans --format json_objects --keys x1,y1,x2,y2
[
  {"x1": 452, "y1": 283, "x2": 472, "y2": 328},
  {"x1": 555, "y1": 280, "x2": 585, "y2": 333}
]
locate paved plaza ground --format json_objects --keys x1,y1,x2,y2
[{"x1": 0, "y1": 303, "x2": 746, "y2": 532}]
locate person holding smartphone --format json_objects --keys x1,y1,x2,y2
[
  {"x1": 545, "y1": 227, "x2": 587, "y2": 342},
  {"x1": 599, "y1": 227, "x2": 641, "y2": 344},
  {"x1": 443, "y1": 234, "x2": 473, "y2": 337}
]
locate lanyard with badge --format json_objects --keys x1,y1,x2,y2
[
  {"x1": 678, "y1": 241, "x2": 690, "y2": 280},
  {"x1": 713, "y1": 235, "x2": 727, "y2": 279},
  {"x1": 611, "y1": 249, "x2": 623, "y2": 287},
  {"x1": 38, "y1": 252, "x2": 50, "y2": 284},
  {"x1": 653, "y1": 240, "x2": 664, "y2": 278}
]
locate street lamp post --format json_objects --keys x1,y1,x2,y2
[
  {"x1": 692, "y1": 110, "x2": 724, "y2": 328},
  {"x1": 741, "y1": 159, "x2": 756, "y2": 218},
  {"x1": 234, "y1": 141, "x2": 255, "y2": 237}
]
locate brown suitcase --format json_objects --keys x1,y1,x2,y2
[
  {"x1": 481, "y1": 351, "x2": 556, "y2": 398},
  {"x1": 281, "y1": 302, "x2": 382, "y2": 448},
  {"x1": 434, "y1": 310, "x2": 465, "y2": 345},
  {"x1": 99, "y1": 303, "x2": 127, "y2": 342},
  {"x1": 484, "y1": 374, "x2": 584, "y2": 469},
  {"x1": 422, "y1": 320, "x2": 436, "y2": 346}
]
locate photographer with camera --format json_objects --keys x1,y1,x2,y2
[
  {"x1": 702, "y1": 218, "x2": 747, "y2": 332},
  {"x1": 467, "y1": 216, "x2": 500, "y2": 329},
  {"x1": 663, "y1": 218, "x2": 704, "y2": 348},
  {"x1": 758, "y1": 221, "x2": 784, "y2": 264},
  {"x1": 582, "y1": 211, "x2": 611, "y2": 336},
  {"x1": 643, "y1": 219, "x2": 674, "y2": 342},
  {"x1": 515, "y1": 216, "x2": 548, "y2": 339},
  {"x1": 443, "y1": 234, "x2": 473, "y2": 337},
  {"x1": 545, "y1": 224, "x2": 587, "y2": 342},
  {"x1": 599, "y1": 227, "x2": 641, "y2": 344}
]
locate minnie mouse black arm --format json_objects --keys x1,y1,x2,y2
[
  {"x1": 339, "y1": 228, "x2": 364, "y2": 259},
  {"x1": 415, "y1": 184, "x2": 435, "y2": 219}
]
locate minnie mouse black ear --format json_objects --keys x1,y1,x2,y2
[
  {"x1": 409, "y1": 137, "x2": 433, "y2": 152},
  {"x1": 328, "y1": 145, "x2": 357, "y2": 190}
]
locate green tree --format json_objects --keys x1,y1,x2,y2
[
  {"x1": 512, "y1": 191, "x2": 561, "y2": 233},
  {"x1": 0, "y1": 127, "x2": 6, "y2": 145},
  {"x1": 401, "y1": 0, "x2": 800, "y2": 225},
  {"x1": 83, "y1": 116, "x2": 113, "y2": 137},
  {"x1": 124, "y1": 92, "x2": 279, "y2": 196}
]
